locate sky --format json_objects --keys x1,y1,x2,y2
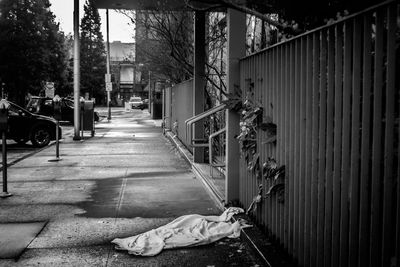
[{"x1": 49, "y1": 0, "x2": 134, "y2": 43}]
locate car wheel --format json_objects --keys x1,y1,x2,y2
[
  {"x1": 94, "y1": 112, "x2": 99, "y2": 122},
  {"x1": 30, "y1": 126, "x2": 51, "y2": 147}
]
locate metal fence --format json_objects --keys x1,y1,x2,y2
[
  {"x1": 239, "y1": 1, "x2": 399, "y2": 266},
  {"x1": 164, "y1": 79, "x2": 193, "y2": 150}
]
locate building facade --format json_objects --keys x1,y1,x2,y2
[{"x1": 105, "y1": 41, "x2": 147, "y2": 105}]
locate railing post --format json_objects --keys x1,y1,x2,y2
[
  {"x1": 193, "y1": 11, "x2": 206, "y2": 163},
  {"x1": 225, "y1": 8, "x2": 246, "y2": 203}
]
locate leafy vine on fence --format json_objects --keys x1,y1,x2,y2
[{"x1": 223, "y1": 78, "x2": 285, "y2": 212}]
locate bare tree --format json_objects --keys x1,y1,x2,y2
[{"x1": 119, "y1": 10, "x2": 229, "y2": 105}]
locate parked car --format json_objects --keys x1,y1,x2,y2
[
  {"x1": 26, "y1": 96, "x2": 99, "y2": 123},
  {"x1": 128, "y1": 96, "x2": 144, "y2": 109},
  {"x1": 6, "y1": 101, "x2": 61, "y2": 147},
  {"x1": 139, "y1": 98, "x2": 149, "y2": 110}
]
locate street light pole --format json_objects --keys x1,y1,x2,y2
[{"x1": 106, "y1": 9, "x2": 111, "y2": 121}]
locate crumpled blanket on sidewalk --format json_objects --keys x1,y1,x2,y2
[{"x1": 111, "y1": 207, "x2": 247, "y2": 256}]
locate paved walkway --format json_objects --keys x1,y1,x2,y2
[{"x1": 0, "y1": 108, "x2": 264, "y2": 266}]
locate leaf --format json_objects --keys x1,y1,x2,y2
[
  {"x1": 265, "y1": 183, "x2": 285, "y2": 196},
  {"x1": 259, "y1": 122, "x2": 277, "y2": 134},
  {"x1": 223, "y1": 92, "x2": 243, "y2": 112},
  {"x1": 273, "y1": 165, "x2": 285, "y2": 180},
  {"x1": 248, "y1": 153, "x2": 259, "y2": 171},
  {"x1": 262, "y1": 135, "x2": 277, "y2": 144}
]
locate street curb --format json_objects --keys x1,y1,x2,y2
[{"x1": 164, "y1": 130, "x2": 193, "y2": 164}]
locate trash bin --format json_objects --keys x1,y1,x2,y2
[
  {"x1": 151, "y1": 101, "x2": 162, "y2": 119},
  {"x1": 81, "y1": 100, "x2": 95, "y2": 137}
]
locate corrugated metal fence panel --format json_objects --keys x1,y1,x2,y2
[
  {"x1": 170, "y1": 79, "x2": 193, "y2": 151},
  {"x1": 164, "y1": 87, "x2": 172, "y2": 129},
  {"x1": 238, "y1": 1, "x2": 399, "y2": 266}
]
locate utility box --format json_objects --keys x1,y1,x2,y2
[{"x1": 81, "y1": 100, "x2": 95, "y2": 137}]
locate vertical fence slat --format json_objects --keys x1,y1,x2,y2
[
  {"x1": 304, "y1": 34, "x2": 313, "y2": 267},
  {"x1": 239, "y1": 62, "x2": 243, "y2": 207},
  {"x1": 358, "y1": 13, "x2": 372, "y2": 267},
  {"x1": 289, "y1": 41, "x2": 296, "y2": 256},
  {"x1": 255, "y1": 54, "x2": 260, "y2": 225},
  {"x1": 381, "y1": 4, "x2": 396, "y2": 267},
  {"x1": 370, "y1": 9, "x2": 384, "y2": 267},
  {"x1": 294, "y1": 39, "x2": 302, "y2": 262},
  {"x1": 246, "y1": 60, "x2": 251, "y2": 211},
  {"x1": 317, "y1": 29, "x2": 328, "y2": 267},
  {"x1": 268, "y1": 50, "x2": 273, "y2": 235},
  {"x1": 310, "y1": 32, "x2": 320, "y2": 267},
  {"x1": 299, "y1": 36, "x2": 307, "y2": 266},
  {"x1": 252, "y1": 53, "x2": 257, "y2": 225},
  {"x1": 348, "y1": 16, "x2": 362, "y2": 267},
  {"x1": 279, "y1": 45, "x2": 285, "y2": 243},
  {"x1": 252, "y1": 55, "x2": 256, "y2": 218},
  {"x1": 264, "y1": 51, "x2": 269, "y2": 232},
  {"x1": 284, "y1": 43, "x2": 290, "y2": 250},
  {"x1": 332, "y1": 22, "x2": 344, "y2": 267},
  {"x1": 339, "y1": 19, "x2": 353, "y2": 267},
  {"x1": 397, "y1": 84, "x2": 400, "y2": 267},
  {"x1": 273, "y1": 47, "x2": 278, "y2": 240},
  {"x1": 262, "y1": 53, "x2": 267, "y2": 229},
  {"x1": 396, "y1": 3, "x2": 400, "y2": 264},
  {"x1": 324, "y1": 27, "x2": 335, "y2": 267}
]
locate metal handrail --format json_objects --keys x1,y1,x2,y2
[
  {"x1": 209, "y1": 127, "x2": 226, "y2": 167},
  {"x1": 185, "y1": 103, "x2": 226, "y2": 147}
]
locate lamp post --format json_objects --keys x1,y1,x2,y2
[{"x1": 106, "y1": 9, "x2": 111, "y2": 121}]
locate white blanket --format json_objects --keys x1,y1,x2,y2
[{"x1": 112, "y1": 207, "x2": 247, "y2": 256}]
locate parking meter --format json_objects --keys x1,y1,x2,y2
[
  {"x1": 47, "y1": 95, "x2": 62, "y2": 162},
  {"x1": 53, "y1": 95, "x2": 62, "y2": 121},
  {"x1": 80, "y1": 97, "x2": 85, "y2": 112},
  {"x1": 0, "y1": 99, "x2": 11, "y2": 197},
  {"x1": 80, "y1": 97, "x2": 85, "y2": 137},
  {"x1": 0, "y1": 99, "x2": 9, "y2": 131}
]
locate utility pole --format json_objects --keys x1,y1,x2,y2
[{"x1": 106, "y1": 9, "x2": 111, "y2": 121}]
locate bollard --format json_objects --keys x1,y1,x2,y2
[
  {"x1": 49, "y1": 95, "x2": 62, "y2": 162},
  {"x1": 0, "y1": 99, "x2": 11, "y2": 198}
]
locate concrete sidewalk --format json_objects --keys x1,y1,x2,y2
[{"x1": 0, "y1": 108, "x2": 264, "y2": 266}]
